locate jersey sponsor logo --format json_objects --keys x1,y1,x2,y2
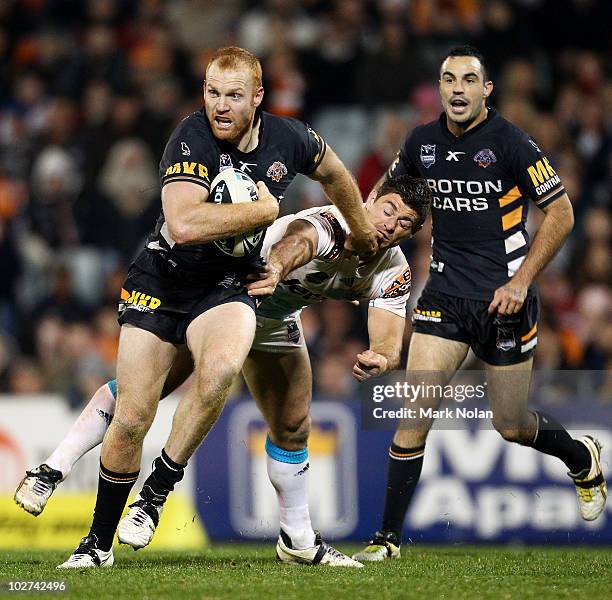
[
  {"x1": 446, "y1": 151, "x2": 465, "y2": 162},
  {"x1": 473, "y1": 148, "x2": 497, "y2": 168},
  {"x1": 433, "y1": 196, "x2": 488, "y2": 211},
  {"x1": 266, "y1": 161, "x2": 288, "y2": 182},
  {"x1": 427, "y1": 179, "x2": 502, "y2": 195},
  {"x1": 381, "y1": 267, "x2": 412, "y2": 299},
  {"x1": 164, "y1": 162, "x2": 209, "y2": 181},
  {"x1": 427, "y1": 178, "x2": 501, "y2": 212},
  {"x1": 219, "y1": 154, "x2": 233, "y2": 171},
  {"x1": 413, "y1": 308, "x2": 442, "y2": 322},
  {"x1": 181, "y1": 142, "x2": 191, "y2": 156},
  {"x1": 420, "y1": 144, "x2": 436, "y2": 168},
  {"x1": 119, "y1": 288, "x2": 161, "y2": 313},
  {"x1": 527, "y1": 158, "x2": 561, "y2": 195},
  {"x1": 239, "y1": 161, "x2": 257, "y2": 173}
]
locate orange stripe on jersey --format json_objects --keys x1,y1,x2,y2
[
  {"x1": 502, "y1": 206, "x2": 523, "y2": 231},
  {"x1": 498, "y1": 186, "x2": 521, "y2": 208},
  {"x1": 521, "y1": 324, "x2": 538, "y2": 342},
  {"x1": 120, "y1": 288, "x2": 130, "y2": 301}
]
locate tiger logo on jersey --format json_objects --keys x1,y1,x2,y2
[
  {"x1": 473, "y1": 148, "x2": 497, "y2": 168},
  {"x1": 266, "y1": 161, "x2": 288, "y2": 182},
  {"x1": 381, "y1": 266, "x2": 412, "y2": 299}
]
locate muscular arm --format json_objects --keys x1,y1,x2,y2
[
  {"x1": 489, "y1": 193, "x2": 574, "y2": 314},
  {"x1": 309, "y1": 147, "x2": 378, "y2": 255},
  {"x1": 162, "y1": 180, "x2": 279, "y2": 245},
  {"x1": 246, "y1": 219, "x2": 319, "y2": 297},
  {"x1": 353, "y1": 307, "x2": 405, "y2": 381}
]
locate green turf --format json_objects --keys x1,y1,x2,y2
[{"x1": 1, "y1": 545, "x2": 611, "y2": 599}]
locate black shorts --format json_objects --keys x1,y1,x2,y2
[
  {"x1": 412, "y1": 287, "x2": 539, "y2": 366},
  {"x1": 118, "y1": 251, "x2": 257, "y2": 344}
]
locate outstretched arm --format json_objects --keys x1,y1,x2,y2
[
  {"x1": 309, "y1": 147, "x2": 378, "y2": 256},
  {"x1": 353, "y1": 307, "x2": 405, "y2": 381},
  {"x1": 246, "y1": 219, "x2": 319, "y2": 298}
]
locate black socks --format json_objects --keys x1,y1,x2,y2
[
  {"x1": 380, "y1": 443, "x2": 426, "y2": 542},
  {"x1": 530, "y1": 411, "x2": 591, "y2": 474},
  {"x1": 140, "y1": 449, "x2": 186, "y2": 504},
  {"x1": 89, "y1": 462, "x2": 139, "y2": 551}
]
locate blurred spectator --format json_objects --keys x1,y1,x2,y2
[
  {"x1": 27, "y1": 146, "x2": 82, "y2": 250},
  {"x1": 94, "y1": 138, "x2": 159, "y2": 258},
  {"x1": 238, "y1": 0, "x2": 319, "y2": 57},
  {"x1": 264, "y1": 47, "x2": 306, "y2": 118},
  {"x1": 356, "y1": 111, "x2": 409, "y2": 199},
  {"x1": 315, "y1": 354, "x2": 355, "y2": 399},
  {"x1": 8, "y1": 357, "x2": 44, "y2": 394},
  {"x1": 357, "y1": 19, "x2": 427, "y2": 107}
]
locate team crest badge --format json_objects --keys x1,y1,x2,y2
[
  {"x1": 219, "y1": 154, "x2": 234, "y2": 171},
  {"x1": 420, "y1": 144, "x2": 436, "y2": 169},
  {"x1": 473, "y1": 148, "x2": 497, "y2": 168},
  {"x1": 494, "y1": 316, "x2": 518, "y2": 351},
  {"x1": 267, "y1": 161, "x2": 288, "y2": 182},
  {"x1": 286, "y1": 320, "x2": 301, "y2": 344}
]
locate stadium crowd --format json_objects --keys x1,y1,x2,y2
[{"x1": 0, "y1": 0, "x2": 609, "y2": 405}]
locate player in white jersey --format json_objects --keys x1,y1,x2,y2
[
  {"x1": 15, "y1": 175, "x2": 431, "y2": 567},
  {"x1": 251, "y1": 203, "x2": 413, "y2": 353}
]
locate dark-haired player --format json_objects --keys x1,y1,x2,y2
[
  {"x1": 43, "y1": 46, "x2": 377, "y2": 569},
  {"x1": 17, "y1": 176, "x2": 430, "y2": 567},
  {"x1": 353, "y1": 46, "x2": 606, "y2": 561}
]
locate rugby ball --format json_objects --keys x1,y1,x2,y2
[{"x1": 208, "y1": 167, "x2": 264, "y2": 257}]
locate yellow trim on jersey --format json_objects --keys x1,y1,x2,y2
[
  {"x1": 498, "y1": 186, "x2": 521, "y2": 208},
  {"x1": 502, "y1": 206, "x2": 523, "y2": 231}
]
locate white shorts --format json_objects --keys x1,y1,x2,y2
[{"x1": 252, "y1": 314, "x2": 305, "y2": 353}]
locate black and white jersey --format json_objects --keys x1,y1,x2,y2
[
  {"x1": 389, "y1": 108, "x2": 566, "y2": 300},
  {"x1": 144, "y1": 108, "x2": 326, "y2": 274}
]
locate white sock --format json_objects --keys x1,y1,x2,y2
[
  {"x1": 265, "y1": 435, "x2": 316, "y2": 550},
  {"x1": 46, "y1": 381, "x2": 116, "y2": 476}
]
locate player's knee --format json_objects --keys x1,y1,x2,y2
[
  {"x1": 194, "y1": 356, "x2": 242, "y2": 391},
  {"x1": 111, "y1": 406, "x2": 153, "y2": 442},
  {"x1": 273, "y1": 414, "x2": 311, "y2": 449}
]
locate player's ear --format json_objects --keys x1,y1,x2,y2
[
  {"x1": 253, "y1": 86, "x2": 264, "y2": 107},
  {"x1": 365, "y1": 190, "x2": 378, "y2": 209},
  {"x1": 483, "y1": 80, "x2": 493, "y2": 99}
]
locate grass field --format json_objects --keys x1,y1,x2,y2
[{"x1": 2, "y1": 545, "x2": 611, "y2": 599}]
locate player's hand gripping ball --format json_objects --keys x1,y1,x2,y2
[{"x1": 209, "y1": 167, "x2": 264, "y2": 257}]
